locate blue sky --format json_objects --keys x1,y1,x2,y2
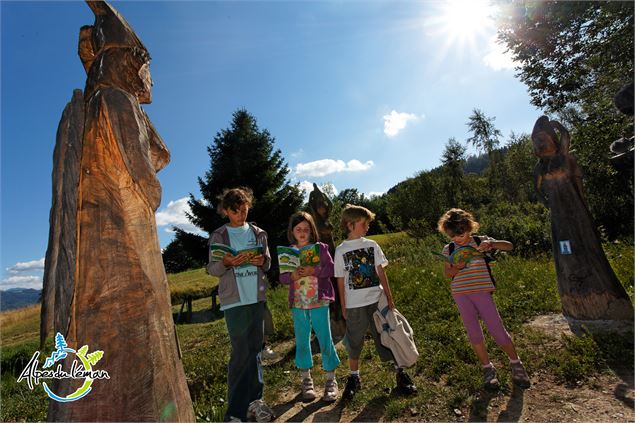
[{"x1": 1, "y1": 0, "x2": 540, "y2": 291}]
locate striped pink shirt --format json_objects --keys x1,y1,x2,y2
[{"x1": 442, "y1": 236, "x2": 495, "y2": 295}]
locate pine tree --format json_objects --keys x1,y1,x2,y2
[
  {"x1": 162, "y1": 228, "x2": 208, "y2": 273},
  {"x1": 188, "y1": 109, "x2": 304, "y2": 248},
  {"x1": 441, "y1": 137, "x2": 466, "y2": 206},
  {"x1": 466, "y1": 109, "x2": 502, "y2": 191}
]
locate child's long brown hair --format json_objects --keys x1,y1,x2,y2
[{"x1": 287, "y1": 211, "x2": 320, "y2": 244}]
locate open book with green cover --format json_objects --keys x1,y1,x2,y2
[
  {"x1": 432, "y1": 245, "x2": 483, "y2": 265},
  {"x1": 277, "y1": 244, "x2": 321, "y2": 273},
  {"x1": 209, "y1": 243, "x2": 263, "y2": 267}
]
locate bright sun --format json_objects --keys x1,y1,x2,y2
[
  {"x1": 441, "y1": 0, "x2": 495, "y2": 39},
  {"x1": 425, "y1": 0, "x2": 497, "y2": 59}
]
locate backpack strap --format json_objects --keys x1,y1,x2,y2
[{"x1": 473, "y1": 235, "x2": 496, "y2": 286}]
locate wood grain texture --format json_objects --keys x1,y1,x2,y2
[
  {"x1": 532, "y1": 116, "x2": 633, "y2": 322},
  {"x1": 42, "y1": 2, "x2": 195, "y2": 421}
]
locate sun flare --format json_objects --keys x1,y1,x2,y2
[
  {"x1": 439, "y1": 0, "x2": 495, "y2": 41},
  {"x1": 425, "y1": 0, "x2": 497, "y2": 61}
]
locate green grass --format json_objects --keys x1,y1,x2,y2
[
  {"x1": 168, "y1": 267, "x2": 218, "y2": 304},
  {"x1": 1, "y1": 233, "x2": 633, "y2": 422}
]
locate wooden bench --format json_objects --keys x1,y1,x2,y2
[
  {"x1": 210, "y1": 285, "x2": 219, "y2": 310},
  {"x1": 176, "y1": 297, "x2": 193, "y2": 324},
  {"x1": 174, "y1": 285, "x2": 220, "y2": 324}
]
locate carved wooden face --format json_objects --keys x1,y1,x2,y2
[
  {"x1": 532, "y1": 130, "x2": 558, "y2": 159},
  {"x1": 137, "y1": 62, "x2": 153, "y2": 103}
]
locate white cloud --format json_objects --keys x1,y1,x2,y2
[
  {"x1": 155, "y1": 197, "x2": 205, "y2": 235},
  {"x1": 1, "y1": 275, "x2": 43, "y2": 290},
  {"x1": 383, "y1": 110, "x2": 421, "y2": 138},
  {"x1": 295, "y1": 159, "x2": 374, "y2": 177},
  {"x1": 483, "y1": 36, "x2": 518, "y2": 71},
  {"x1": 6, "y1": 258, "x2": 45, "y2": 274}
]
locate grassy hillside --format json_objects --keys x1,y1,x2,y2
[{"x1": 1, "y1": 233, "x2": 632, "y2": 421}]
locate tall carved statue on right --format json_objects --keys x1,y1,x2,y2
[{"x1": 532, "y1": 116, "x2": 633, "y2": 325}]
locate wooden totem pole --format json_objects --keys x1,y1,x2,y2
[
  {"x1": 307, "y1": 183, "x2": 346, "y2": 341},
  {"x1": 40, "y1": 1, "x2": 195, "y2": 420},
  {"x1": 532, "y1": 116, "x2": 633, "y2": 325}
]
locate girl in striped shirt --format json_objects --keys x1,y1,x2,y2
[{"x1": 437, "y1": 208, "x2": 530, "y2": 389}]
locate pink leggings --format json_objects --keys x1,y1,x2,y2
[{"x1": 453, "y1": 292, "x2": 512, "y2": 346}]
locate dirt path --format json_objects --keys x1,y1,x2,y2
[{"x1": 269, "y1": 314, "x2": 634, "y2": 422}]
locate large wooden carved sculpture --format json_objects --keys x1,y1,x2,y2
[
  {"x1": 532, "y1": 116, "x2": 633, "y2": 324},
  {"x1": 307, "y1": 183, "x2": 346, "y2": 342},
  {"x1": 40, "y1": 1, "x2": 195, "y2": 420}
]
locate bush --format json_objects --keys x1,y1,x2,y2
[{"x1": 477, "y1": 202, "x2": 552, "y2": 257}]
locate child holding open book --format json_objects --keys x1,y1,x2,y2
[
  {"x1": 279, "y1": 211, "x2": 340, "y2": 402},
  {"x1": 207, "y1": 187, "x2": 274, "y2": 422},
  {"x1": 437, "y1": 208, "x2": 530, "y2": 389}
]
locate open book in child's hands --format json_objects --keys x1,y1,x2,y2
[
  {"x1": 209, "y1": 244, "x2": 263, "y2": 267},
  {"x1": 432, "y1": 245, "x2": 483, "y2": 266},
  {"x1": 277, "y1": 244, "x2": 321, "y2": 273}
]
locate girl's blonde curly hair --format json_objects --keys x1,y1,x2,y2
[{"x1": 437, "y1": 208, "x2": 480, "y2": 237}]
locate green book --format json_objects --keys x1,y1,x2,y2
[
  {"x1": 277, "y1": 244, "x2": 321, "y2": 273},
  {"x1": 209, "y1": 243, "x2": 263, "y2": 267},
  {"x1": 432, "y1": 245, "x2": 483, "y2": 266}
]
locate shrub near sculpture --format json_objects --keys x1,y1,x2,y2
[{"x1": 40, "y1": 1, "x2": 195, "y2": 420}]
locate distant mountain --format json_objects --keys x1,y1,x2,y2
[{"x1": 1, "y1": 288, "x2": 41, "y2": 311}]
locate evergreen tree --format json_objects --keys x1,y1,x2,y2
[
  {"x1": 188, "y1": 109, "x2": 304, "y2": 248},
  {"x1": 466, "y1": 109, "x2": 502, "y2": 160},
  {"x1": 441, "y1": 137, "x2": 466, "y2": 206},
  {"x1": 162, "y1": 228, "x2": 209, "y2": 273},
  {"x1": 466, "y1": 109, "x2": 502, "y2": 189}
]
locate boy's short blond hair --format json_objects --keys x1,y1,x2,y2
[{"x1": 340, "y1": 204, "x2": 375, "y2": 234}]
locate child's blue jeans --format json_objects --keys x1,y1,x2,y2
[{"x1": 292, "y1": 305, "x2": 340, "y2": 371}]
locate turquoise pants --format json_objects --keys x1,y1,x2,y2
[{"x1": 292, "y1": 306, "x2": 341, "y2": 371}]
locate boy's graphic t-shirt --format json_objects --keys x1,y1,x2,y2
[
  {"x1": 334, "y1": 237, "x2": 388, "y2": 308},
  {"x1": 221, "y1": 224, "x2": 259, "y2": 311}
]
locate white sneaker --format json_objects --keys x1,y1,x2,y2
[
  {"x1": 247, "y1": 399, "x2": 275, "y2": 422},
  {"x1": 301, "y1": 377, "x2": 317, "y2": 401},
  {"x1": 261, "y1": 346, "x2": 278, "y2": 360},
  {"x1": 322, "y1": 378, "x2": 338, "y2": 402},
  {"x1": 227, "y1": 417, "x2": 242, "y2": 422}
]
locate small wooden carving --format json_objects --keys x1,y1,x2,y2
[
  {"x1": 308, "y1": 183, "x2": 335, "y2": 255},
  {"x1": 307, "y1": 183, "x2": 346, "y2": 341},
  {"x1": 41, "y1": 1, "x2": 194, "y2": 421},
  {"x1": 532, "y1": 116, "x2": 633, "y2": 322}
]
